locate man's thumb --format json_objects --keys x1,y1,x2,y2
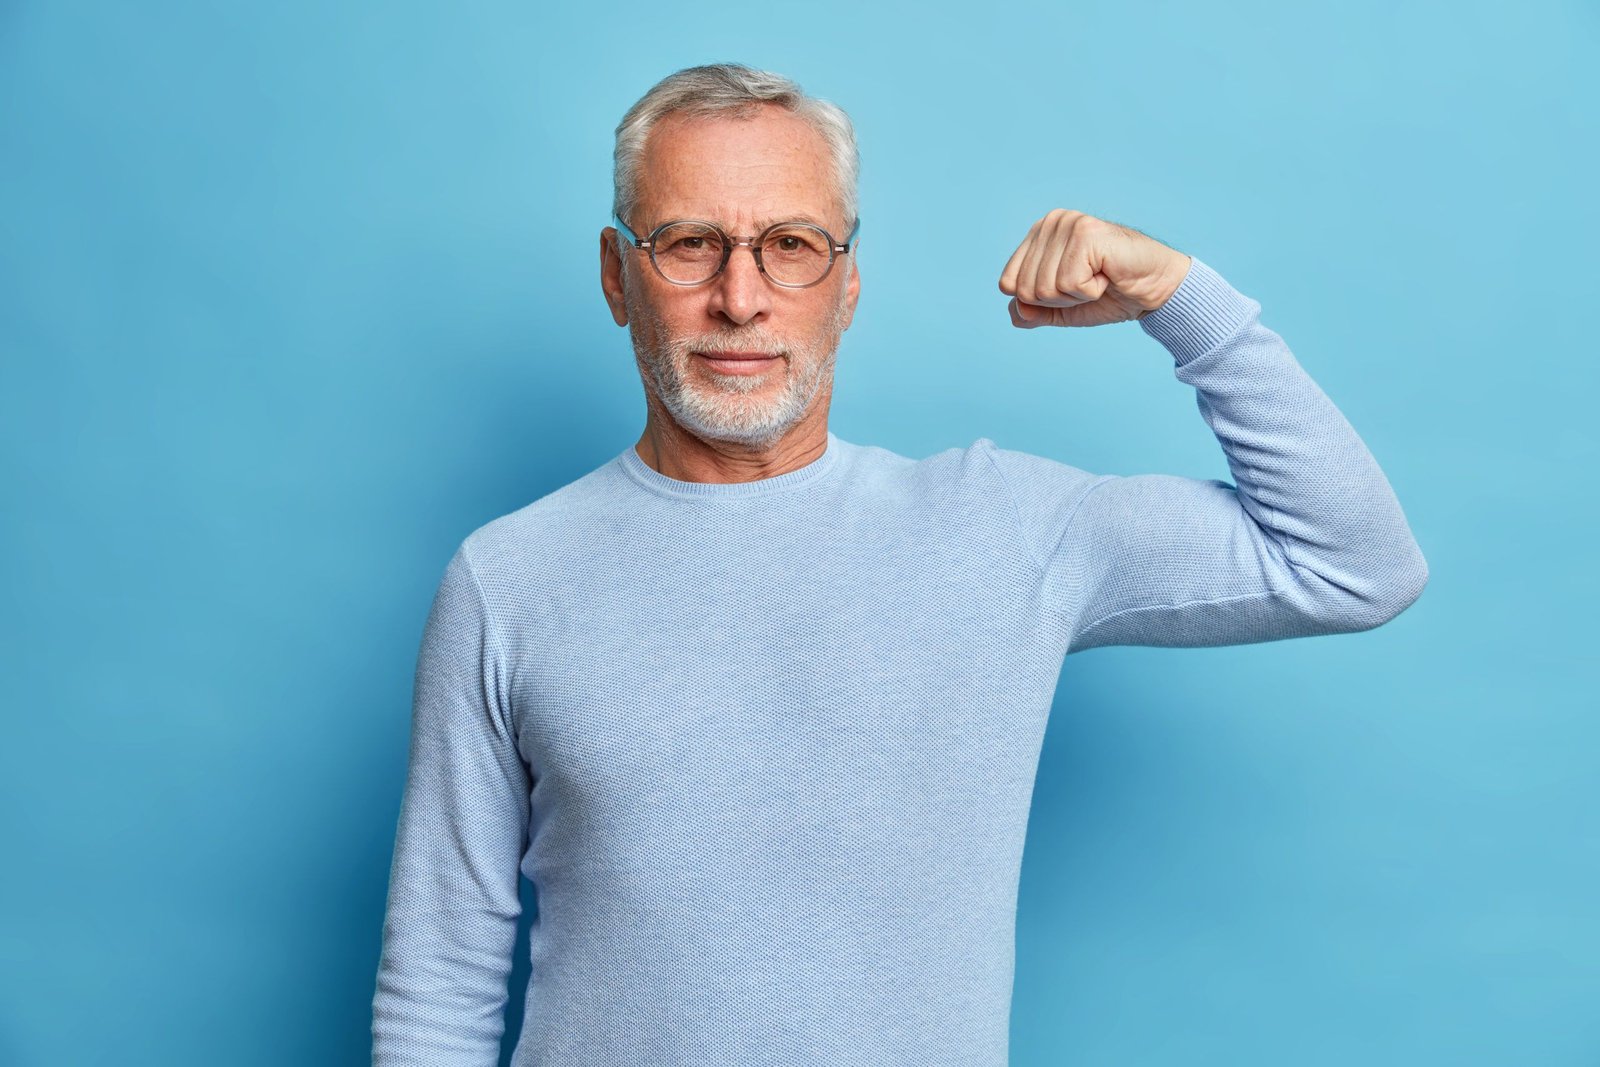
[{"x1": 1009, "y1": 297, "x2": 1049, "y2": 329}]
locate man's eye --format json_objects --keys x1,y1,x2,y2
[
  {"x1": 775, "y1": 237, "x2": 802, "y2": 252},
  {"x1": 677, "y1": 237, "x2": 705, "y2": 250}
]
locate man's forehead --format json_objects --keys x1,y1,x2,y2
[
  {"x1": 644, "y1": 106, "x2": 826, "y2": 156},
  {"x1": 634, "y1": 109, "x2": 842, "y2": 227}
]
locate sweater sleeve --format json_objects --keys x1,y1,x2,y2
[
  {"x1": 985, "y1": 256, "x2": 1428, "y2": 653},
  {"x1": 372, "y1": 542, "x2": 532, "y2": 1065}
]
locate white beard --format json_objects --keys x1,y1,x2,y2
[{"x1": 626, "y1": 290, "x2": 849, "y2": 452}]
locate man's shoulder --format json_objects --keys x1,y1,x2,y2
[
  {"x1": 456, "y1": 450, "x2": 628, "y2": 569},
  {"x1": 848, "y1": 435, "x2": 994, "y2": 485},
  {"x1": 850, "y1": 435, "x2": 1094, "y2": 496}
]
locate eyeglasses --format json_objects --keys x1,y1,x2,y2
[{"x1": 613, "y1": 214, "x2": 860, "y2": 289}]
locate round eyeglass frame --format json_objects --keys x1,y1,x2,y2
[{"x1": 612, "y1": 214, "x2": 861, "y2": 289}]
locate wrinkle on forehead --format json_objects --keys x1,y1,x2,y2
[{"x1": 634, "y1": 108, "x2": 846, "y2": 233}]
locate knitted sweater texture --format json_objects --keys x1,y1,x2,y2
[{"x1": 371, "y1": 257, "x2": 1428, "y2": 1065}]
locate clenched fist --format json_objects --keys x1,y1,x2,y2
[{"x1": 998, "y1": 209, "x2": 1193, "y2": 329}]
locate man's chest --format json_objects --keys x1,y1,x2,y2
[{"x1": 500, "y1": 540, "x2": 1051, "y2": 811}]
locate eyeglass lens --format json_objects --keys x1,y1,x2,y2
[{"x1": 651, "y1": 222, "x2": 834, "y2": 286}]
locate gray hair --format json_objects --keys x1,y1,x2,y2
[{"x1": 612, "y1": 63, "x2": 859, "y2": 237}]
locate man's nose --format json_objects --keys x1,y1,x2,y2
[{"x1": 705, "y1": 242, "x2": 772, "y2": 326}]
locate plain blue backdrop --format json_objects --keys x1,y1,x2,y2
[{"x1": 2, "y1": 2, "x2": 1595, "y2": 1064}]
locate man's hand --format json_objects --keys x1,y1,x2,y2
[{"x1": 998, "y1": 209, "x2": 1193, "y2": 329}]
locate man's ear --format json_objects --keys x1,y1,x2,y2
[
  {"x1": 840, "y1": 243, "x2": 861, "y2": 330},
  {"x1": 599, "y1": 228, "x2": 629, "y2": 327}
]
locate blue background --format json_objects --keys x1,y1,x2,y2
[{"x1": 3, "y1": 2, "x2": 1594, "y2": 1064}]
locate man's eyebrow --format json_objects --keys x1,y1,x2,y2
[
  {"x1": 658, "y1": 213, "x2": 844, "y2": 234},
  {"x1": 751, "y1": 213, "x2": 829, "y2": 230}
]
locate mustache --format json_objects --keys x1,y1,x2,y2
[{"x1": 669, "y1": 329, "x2": 788, "y2": 358}]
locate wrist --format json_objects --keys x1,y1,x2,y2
[
  {"x1": 1138, "y1": 253, "x2": 1194, "y2": 319},
  {"x1": 1137, "y1": 257, "x2": 1259, "y2": 366}
]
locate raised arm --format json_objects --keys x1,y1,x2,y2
[
  {"x1": 993, "y1": 210, "x2": 1428, "y2": 652},
  {"x1": 372, "y1": 543, "x2": 532, "y2": 1065}
]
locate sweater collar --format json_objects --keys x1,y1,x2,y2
[{"x1": 617, "y1": 431, "x2": 843, "y2": 500}]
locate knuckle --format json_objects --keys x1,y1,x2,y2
[{"x1": 1018, "y1": 283, "x2": 1047, "y2": 305}]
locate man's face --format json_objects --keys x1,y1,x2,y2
[{"x1": 600, "y1": 106, "x2": 860, "y2": 451}]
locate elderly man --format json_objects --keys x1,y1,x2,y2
[{"x1": 372, "y1": 64, "x2": 1427, "y2": 1066}]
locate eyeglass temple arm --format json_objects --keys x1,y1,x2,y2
[
  {"x1": 612, "y1": 215, "x2": 649, "y2": 249},
  {"x1": 837, "y1": 218, "x2": 862, "y2": 253}
]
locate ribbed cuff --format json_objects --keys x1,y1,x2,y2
[{"x1": 1137, "y1": 257, "x2": 1258, "y2": 366}]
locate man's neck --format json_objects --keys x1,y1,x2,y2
[{"x1": 634, "y1": 413, "x2": 829, "y2": 485}]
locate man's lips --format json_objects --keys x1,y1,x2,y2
[{"x1": 695, "y1": 351, "x2": 782, "y2": 375}]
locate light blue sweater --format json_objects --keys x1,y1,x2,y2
[{"x1": 371, "y1": 257, "x2": 1427, "y2": 1065}]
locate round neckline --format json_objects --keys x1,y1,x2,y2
[{"x1": 617, "y1": 431, "x2": 842, "y2": 499}]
